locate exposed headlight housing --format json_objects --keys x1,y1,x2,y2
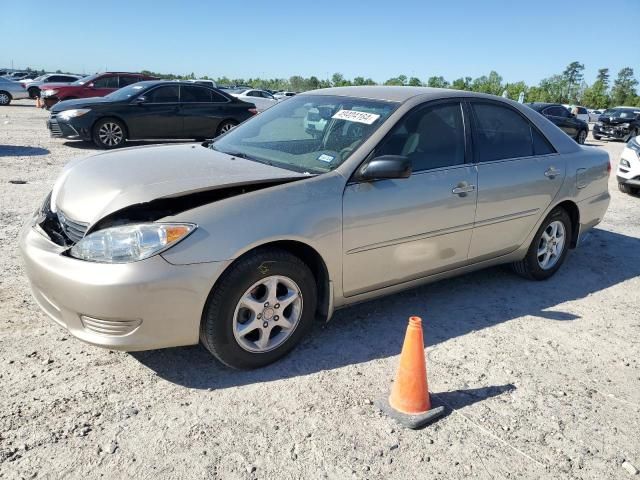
[
  {"x1": 42, "y1": 89, "x2": 58, "y2": 97},
  {"x1": 58, "y1": 108, "x2": 91, "y2": 120},
  {"x1": 621, "y1": 122, "x2": 631, "y2": 128},
  {"x1": 70, "y1": 223, "x2": 196, "y2": 263}
]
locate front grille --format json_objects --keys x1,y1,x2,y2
[
  {"x1": 81, "y1": 316, "x2": 142, "y2": 336},
  {"x1": 49, "y1": 117, "x2": 63, "y2": 137},
  {"x1": 56, "y1": 210, "x2": 88, "y2": 243}
]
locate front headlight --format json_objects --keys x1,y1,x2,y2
[
  {"x1": 70, "y1": 223, "x2": 196, "y2": 263},
  {"x1": 58, "y1": 108, "x2": 91, "y2": 121},
  {"x1": 621, "y1": 123, "x2": 630, "y2": 128},
  {"x1": 42, "y1": 89, "x2": 58, "y2": 97}
]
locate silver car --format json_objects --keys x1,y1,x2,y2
[
  {"x1": 0, "y1": 77, "x2": 30, "y2": 104},
  {"x1": 19, "y1": 87, "x2": 611, "y2": 369}
]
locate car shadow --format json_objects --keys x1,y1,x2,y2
[
  {"x1": 0, "y1": 145, "x2": 49, "y2": 156},
  {"x1": 62, "y1": 139, "x2": 195, "y2": 150},
  {"x1": 132, "y1": 228, "x2": 640, "y2": 391}
]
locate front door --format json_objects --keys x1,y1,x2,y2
[
  {"x1": 467, "y1": 101, "x2": 565, "y2": 260},
  {"x1": 128, "y1": 85, "x2": 182, "y2": 139},
  {"x1": 342, "y1": 101, "x2": 478, "y2": 297}
]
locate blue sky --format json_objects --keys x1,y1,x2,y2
[{"x1": 3, "y1": 0, "x2": 639, "y2": 85}]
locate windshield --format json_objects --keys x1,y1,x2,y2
[
  {"x1": 72, "y1": 74, "x2": 98, "y2": 86},
  {"x1": 606, "y1": 109, "x2": 639, "y2": 119},
  {"x1": 210, "y1": 95, "x2": 398, "y2": 174},
  {"x1": 105, "y1": 83, "x2": 148, "y2": 101}
]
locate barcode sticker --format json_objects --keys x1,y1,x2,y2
[{"x1": 331, "y1": 110, "x2": 380, "y2": 125}]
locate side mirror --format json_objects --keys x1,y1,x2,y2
[
  {"x1": 357, "y1": 155, "x2": 411, "y2": 181},
  {"x1": 134, "y1": 96, "x2": 147, "y2": 104},
  {"x1": 87, "y1": 82, "x2": 95, "y2": 88}
]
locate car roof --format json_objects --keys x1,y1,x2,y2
[{"x1": 301, "y1": 85, "x2": 525, "y2": 104}]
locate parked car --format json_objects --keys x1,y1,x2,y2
[
  {"x1": 588, "y1": 109, "x2": 604, "y2": 122},
  {"x1": 5, "y1": 71, "x2": 35, "y2": 81},
  {"x1": 593, "y1": 107, "x2": 640, "y2": 142},
  {"x1": 616, "y1": 135, "x2": 640, "y2": 194},
  {"x1": 47, "y1": 81, "x2": 257, "y2": 148},
  {"x1": 186, "y1": 79, "x2": 218, "y2": 88},
  {"x1": 569, "y1": 105, "x2": 590, "y2": 123},
  {"x1": 274, "y1": 91, "x2": 297, "y2": 100},
  {"x1": 41, "y1": 72, "x2": 156, "y2": 108},
  {"x1": 21, "y1": 73, "x2": 82, "y2": 99},
  {"x1": 20, "y1": 86, "x2": 611, "y2": 369},
  {"x1": 0, "y1": 77, "x2": 29, "y2": 105},
  {"x1": 227, "y1": 88, "x2": 278, "y2": 112},
  {"x1": 527, "y1": 103, "x2": 589, "y2": 144}
]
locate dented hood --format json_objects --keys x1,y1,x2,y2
[{"x1": 53, "y1": 143, "x2": 303, "y2": 226}]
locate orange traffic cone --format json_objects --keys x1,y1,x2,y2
[{"x1": 376, "y1": 316, "x2": 445, "y2": 429}]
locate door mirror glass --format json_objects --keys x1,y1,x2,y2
[
  {"x1": 134, "y1": 96, "x2": 147, "y2": 104},
  {"x1": 358, "y1": 155, "x2": 411, "y2": 181},
  {"x1": 87, "y1": 82, "x2": 94, "y2": 88}
]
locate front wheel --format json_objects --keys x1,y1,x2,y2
[
  {"x1": 92, "y1": 118, "x2": 126, "y2": 149},
  {"x1": 577, "y1": 130, "x2": 587, "y2": 144},
  {"x1": 0, "y1": 91, "x2": 11, "y2": 105},
  {"x1": 511, "y1": 208, "x2": 572, "y2": 280},
  {"x1": 200, "y1": 248, "x2": 317, "y2": 369},
  {"x1": 618, "y1": 182, "x2": 638, "y2": 195}
]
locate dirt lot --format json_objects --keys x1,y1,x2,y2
[{"x1": 1, "y1": 99, "x2": 639, "y2": 480}]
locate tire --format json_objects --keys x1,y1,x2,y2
[
  {"x1": 92, "y1": 118, "x2": 126, "y2": 149},
  {"x1": 593, "y1": 135, "x2": 602, "y2": 140},
  {"x1": 216, "y1": 120, "x2": 238, "y2": 137},
  {"x1": 0, "y1": 91, "x2": 11, "y2": 105},
  {"x1": 618, "y1": 182, "x2": 637, "y2": 195},
  {"x1": 200, "y1": 248, "x2": 317, "y2": 369},
  {"x1": 577, "y1": 129, "x2": 587, "y2": 145},
  {"x1": 511, "y1": 208, "x2": 572, "y2": 281},
  {"x1": 28, "y1": 87, "x2": 40, "y2": 99}
]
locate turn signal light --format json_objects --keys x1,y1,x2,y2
[{"x1": 248, "y1": 108, "x2": 258, "y2": 115}]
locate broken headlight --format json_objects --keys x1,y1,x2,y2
[{"x1": 70, "y1": 223, "x2": 196, "y2": 263}]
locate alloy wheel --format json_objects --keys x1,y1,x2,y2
[
  {"x1": 578, "y1": 130, "x2": 587, "y2": 144},
  {"x1": 219, "y1": 122, "x2": 235, "y2": 134},
  {"x1": 232, "y1": 275, "x2": 303, "y2": 353},
  {"x1": 0, "y1": 93, "x2": 10, "y2": 105},
  {"x1": 537, "y1": 220, "x2": 566, "y2": 270},
  {"x1": 98, "y1": 122, "x2": 124, "y2": 146}
]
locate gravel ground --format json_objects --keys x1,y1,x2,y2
[{"x1": 1, "y1": 99, "x2": 639, "y2": 480}]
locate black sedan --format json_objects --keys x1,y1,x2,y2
[
  {"x1": 47, "y1": 81, "x2": 257, "y2": 148},
  {"x1": 526, "y1": 103, "x2": 589, "y2": 144}
]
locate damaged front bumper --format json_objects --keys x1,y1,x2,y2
[
  {"x1": 19, "y1": 214, "x2": 228, "y2": 351},
  {"x1": 593, "y1": 123, "x2": 633, "y2": 140}
]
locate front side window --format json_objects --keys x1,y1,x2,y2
[
  {"x1": 472, "y1": 103, "x2": 536, "y2": 162},
  {"x1": 376, "y1": 103, "x2": 465, "y2": 171},
  {"x1": 92, "y1": 75, "x2": 119, "y2": 89},
  {"x1": 146, "y1": 85, "x2": 179, "y2": 103},
  {"x1": 181, "y1": 85, "x2": 212, "y2": 103},
  {"x1": 211, "y1": 95, "x2": 398, "y2": 174}
]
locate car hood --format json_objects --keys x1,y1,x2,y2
[
  {"x1": 52, "y1": 144, "x2": 305, "y2": 226},
  {"x1": 52, "y1": 96, "x2": 113, "y2": 111}
]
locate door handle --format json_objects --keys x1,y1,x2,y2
[
  {"x1": 452, "y1": 184, "x2": 476, "y2": 196},
  {"x1": 544, "y1": 167, "x2": 560, "y2": 179}
]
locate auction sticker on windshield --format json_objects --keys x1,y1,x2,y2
[{"x1": 332, "y1": 110, "x2": 380, "y2": 125}]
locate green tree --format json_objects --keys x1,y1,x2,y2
[
  {"x1": 471, "y1": 71, "x2": 503, "y2": 95},
  {"x1": 426, "y1": 76, "x2": 449, "y2": 88},
  {"x1": 611, "y1": 67, "x2": 638, "y2": 106},
  {"x1": 408, "y1": 76, "x2": 423, "y2": 87},
  {"x1": 562, "y1": 61, "x2": 584, "y2": 103},
  {"x1": 451, "y1": 77, "x2": 472, "y2": 90},
  {"x1": 582, "y1": 68, "x2": 610, "y2": 108},
  {"x1": 504, "y1": 81, "x2": 527, "y2": 101}
]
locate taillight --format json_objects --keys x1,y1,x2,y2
[
  {"x1": 248, "y1": 108, "x2": 258, "y2": 115},
  {"x1": 607, "y1": 160, "x2": 611, "y2": 176}
]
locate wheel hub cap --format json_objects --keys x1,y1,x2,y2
[{"x1": 537, "y1": 220, "x2": 566, "y2": 270}]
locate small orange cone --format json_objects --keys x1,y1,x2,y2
[
  {"x1": 376, "y1": 316, "x2": 445, "y2": 429},
  {"x1": 35, "y1": 97, "x2": 42, "y2": 108}
]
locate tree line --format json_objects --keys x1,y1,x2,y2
[{"x1": 18, "y1": 61, "x2": 640, "y2": 109}]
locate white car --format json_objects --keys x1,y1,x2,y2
[
  {"x1": 274, "y1": 91, "x2": 296, "y2": 100},
  {"x1": 228, "y1": 88, "x2": 278, "y2": 112},
  {"x1": 617, "y1": 135, "x2": 640, "y2": 194},
  {"x1": 564, "y1": 105, "x2": 590, "y2": 123},
  {"x1": 20, "y1": 73, "x2": 81, "y2": 99},
  {"x1": 588, "y1": 109, "x2": 604, "y2": 122}
]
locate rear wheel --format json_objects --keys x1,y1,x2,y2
[
  {"x1": 28, "y1": 87, "x2": 40, "y2": 99},
  {"x1": 577, "y1": 129, "x2": 587, "y2": 144},
  {"x1": 200, "y1": 248, "x2": 317, "y2": 369},
  {"x1": 216, "y1": 120, "x2": 238, "y2": 137},
  {"x1": 92, "y1": 118, "x2": 126, "y2": 149},
  {"x1": 511, "y1": 208, "x2": 572, "y2": 280},
  {"x1": 0, "y1": 91, "x2": 11, "y2": 105}
]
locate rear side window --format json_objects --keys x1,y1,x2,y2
[
  {"x1": 377, "y1": 102, "x2": 465, "y2": 171},
  {"x1": 532, "y1": 128, "x2": 555, "y2": 155},
  {"x1": 181, "y1": 85, "x2": 212, "y2": 102},
  {"x1": 471, "y1": 103, "x2": 534, "y2": 161},
  {"x1": 146, "y1": 85, "x2": 179, "y2": 103},
  {"x1": 119, "y1": 76, "x2": 140, "y2": 87},
  {"x1": 93, "y1": 76, "x2": 119, "y2": 88}
]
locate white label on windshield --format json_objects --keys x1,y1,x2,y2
[
  {"x1": 317, "y1": 153, "x2": 334, "y2": 163},
  {"x1": 332, "y1": 110, "x2": 380, "y2": 125}
]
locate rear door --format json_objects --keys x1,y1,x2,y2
[
  {"x1": 342, "y1": 100, "x2": 478, "y2": 296},
  {"x1": 127, "y1": 85, "x2": 182, "y2": 139},
  {"x1": 543, "y1": 106, "x2": 577, "y2": 138},
  {"x1": 467, "y1": 100, "x2": 565, "y2": 260},
  {"x1": 180, "y1": 85, "x2": 227, "y2": 138}
]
